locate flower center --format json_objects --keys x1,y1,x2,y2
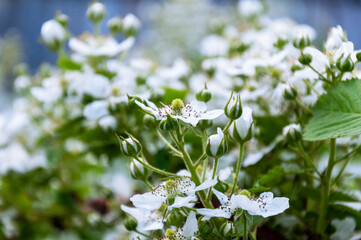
[{"x1": 171, "y1": 99, "x2": 184, "y2": 114}]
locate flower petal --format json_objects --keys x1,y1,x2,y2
[
  {"x1": 197, "y1": 208, "x2": 232, "y2": 219},
  {"x1": 182, "y1": 211, "x2": 198, "y2": 238},
  {"x1": 194, "y1": 179, "x2": 218, "y2": 192},
  {"x1": 130, "y1": 192, "x2": 165, "y2": 210}
]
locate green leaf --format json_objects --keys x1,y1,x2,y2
[
  {"x1": 257, "y1": 166, "x2": 285, "y2": 186},
  {"x1": 304, "y1": 78, "x2": 361, "y2": 141},
  {"x1": 161, "y1": 87, "x2": 188, "y2": 104},
  {"x1": 57, "y1": 56, "x2": 82, "y2": 70}
]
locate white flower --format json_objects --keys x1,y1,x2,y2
[
  {"x1": 325, "y1": 25, "x2": 345, "y2": 52},
  {"x1": 30, "y1": 76, "x2": 62, "y2": 104},
  {"x1": 69, "y1": 36, "x2": 134, "y2": 58},
  {"x1": 40, "y1": 20, "x2": 66, "y2": 46},
  {"x1": 121, "y1": 205, "x2": 164, "y2": 231},
  {"x1": 130, "y1": 177, "x2": 217, "y2": 211},
  {"x1": 200, "y1": 35, "x2": 229, "y2": 57},
  {"x1": 83, "y1": 100, "x2": 109, "y2": 120},
  {"x1": 98, "y1": 115, "x2": 117, "y2": 130},
  {"x1": 303, "y1": 47, "x2": 329, "y2": 74},
  {"x1": 334, "y1": 41, "x2": 356, "y2": 63},
  {"x1": 87, "y1": 2, "x2": 106, "y2": 21},
  {"x1": 136, "y1": 100, "x2": 223, "y2": 127},
  {"x1": 197, "y1": 189, "x2": 289, "y2": 218},
  {"x1": 238, "y1": 0, "x2": 263, "y2": 16},
  {"x1": 160, "y1": 211, "x2": 198, "y2": 240},
  {"x1": 283, "y1": 123, "x2": 302, "y2": 137}
]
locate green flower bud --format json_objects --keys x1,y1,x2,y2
[
  {"x1": 356, "y1": 52, "x2": 361, "y2": 62},
  {"x1": 117, "y1": 133, "x2": 142, "y2": 157},
  {"x1": 196, "y1": 88, "x2": 212, "y2": 103},
  {"x1": 167, "y1": 210, "x2": 186, "y2": 227},
  {"x1": 293, "y1": 33, "x2": 311, "y2": 50},
  {"x1": 220, "y1": 222, "x2": 233, "y2": 237},
  {"x1": 127, "y1": 95, "x2": 142, "y2": 110},
  {"x1": 159, "y1": 115, "x2": 178, "y2": 131},
  {"x1": 129, "y1": 158, "x2": 149, "y2": 180},
  {"x1": 274, "y1": 35, "x2": 289, "y2": 50},
  {"x1": 283, "y1": 85, "x2": 298, "y2": 100},
  {"x1": 224, "y1": 92, "x2": 243, "y2": 120},
  {"x1": 199, "y1": 221, "x2": 213, "y2": 236},
  {"x1": 336, "y1": 55, "x2": 354, "y2": 73},
  {"x1": 291, "y1": 64, "x2": 303, "y2": 72},
  {"x1": 283, "y1": 123, "x2": 302, "y2": 142},
  {"x1": 167, "y1": 195, "x2": 176, "y2": 206},
  {"x1": 206, "y1": 128, "x2": 228, "y2": 158},
  {"x1": 122, "y1": 13, "x2": 141, "y2": 37},
  {"x1": 124, "y1": 217, "x2": 137, "y2": 231},
  {"x1": 107, "y1": 17, "x2": 123, "y2": 35},
  {"x1": 143, "y1": 115, "x2": 158, "y2": 129},
  {"x1": 229, "y1": 107, "x2": 254, "y2": 143},
  {"x1": 87, "y1": 2, "x2": 106, "y2": 23},
  {"x1": 298, "y1": 54, "x2": 312, "y2": 65},
  {"x1": 214, "y1": 181, "x2": 229, "y2": 193},
  {"x1": 55, "y1": 12, "x2": 69, "y2": 27},
  {"x1": 197, "y1": 119, "x2": 213, "y2": 130}
]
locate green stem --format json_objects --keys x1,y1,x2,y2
[
  {"x1": 134, "y1": 156, "x2": 179, "y2": 178},
  {"x1": 295, "y1": 99, "x2": 313, "y2": 114},
  {"x1": 135, "y1": 230, "x2": 152, "y2": 238},
  {"x1": 307, "y1": 64, "x2": 332, "y2": 84},
  {"x1": 332, "y1": 156, "x2": 351, "y2": 186},
  {"x1": 144, "y1": 179, "x2": 154, "y2": 191},
  {"x1": 223, "y1": 120, "x2": 234, "y2": 134},
  {"x1": 335, "y1": 144, "x2": 361, "y2": 164},
  {"x1": 296, "y1": 142, "x2": 321, "y2": 177},
  {"x1": 156, "y1": 129, "x2": 182, "y2": 156},
  {"x1": 231, "y1": 142, "x2": 244, "y2": 195},
  {"x1": 94, "y1": 22, "x2": 100, "y2": 36},
  {"x1": 243, "y1": 212, "x2": 248, "y2": 240},
  {"x1": 206, "y1": 157, "x2": 219, "y2": 201},
  {"x1": 173, "y1": 128, "x2": 213, "y2": 209},
  {"x1": 194, "y1": 153, "x2": 207, "y2": 168},
  {"x1": 316, "y1": 138, "x2": 336, "y2": 234}
]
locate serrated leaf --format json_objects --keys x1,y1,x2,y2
[
  {"x1": 257, "y1": 166, "x2": 285, "y2": 186},
  {"x1": 304, "y1": 78, "x2": 361, "y2": 141}
]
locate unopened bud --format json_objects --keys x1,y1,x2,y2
[
  {"x1": 130, "y1": 158, "x2": 149, "y2": 180},
  {"x1": 124, "y1": 217, "x2": 137, "y2": 231},
  {"x1": 122, "y1": 13, "x2": 141, "y2": 37},
  {"x1": 224, "y1": 92, "x2": 243, "y2": 120},
  {"x1": 356, "y1": 52, "x2": 361, "y2": 62},
  {"x1": 107, "y1": 17, "x2": 123, "y2": 35},
  {"x1": 214, "y1": 181, "x2": 229, "y2": 193},
  {"x1": 159, "y1": 115, "x2": 178, "y2": 131},
  {"x1": 87, "y1": 2, "x2": 106, "y2": 23},
  {"x1": 206, "y1": 128, "x2": 228, "y2": 158},
  {"x1": 283, "y1": 85, "x2": 298, "y2": 100},
  {"x1": 196, "y1": 87, "x2": 212, "y2": 103},
  {"x1": 117, "y1": 133, "x2": 142, "y2": 157},
  {"x1": 229, "y1": 107, "x2": 254, "y2": 143},
  {"x1": 283, "y1": 123, "x2": 302, "y2": 142},
  {"x1": 127, "y1": 95, "x2": 142, "y2": 110},
  {"x1": 298, "y1": 53, "x2": 312, "y2": 65},
  {"x1": 143, "y1": 115, "x2": 158, "y2": 129},
  {"x1": 199, "y1": 221, "x2": 213, "y2": 236},
  {"x1": 198, "y1": 119, "x2": 213, "y2": 130},
  {"x1": 293, "y1": 32, "x2": 311, "y2": 50},
  {"x1": 55, "y1": 12, "x2": 69, "y2": 27},
  {"x1": 167, "y1": 210, "x2": 185, "y2": 227},
  {"x1": 291, "y1": 64, "x2": 303, "y2": 72},
  {"x1": 41, "y1": 19, "x2": 66, "y2": 51},
  {"x1": 336, "y1": 55, "x2": 354, "y2": 73}
]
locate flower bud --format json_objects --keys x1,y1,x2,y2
[
  {"x1": 298, "y1": 53, "x2": 312, "y2": 65},
  {"x1": 224, "y1": 92, "x2": 243, "y2": 120},
  {"x1": 129, "y1": 158, "x2": 149, "y2": 180},
  {"x1": 356, "y1": 52, "x2": 361, "y2": 62},
  {"x1": 206, "y1": 128, "x2": 228, "y2": 158},
  {"x1": 293, "y1": 32, "x2": 311, "y2": 50},
  {"x1": 124, "y1": 217, "x2": 138, "y2": 231},
  {"x1": 55, "y1": 12, "x2": 69, "y2": 27},
  {"x1": 283, "y1": 85, "x2": 298, "y2": 100},
  {"x1": 199, "y1": 221, "x2": 213, "y2": 236},
  {"x1": 220, "y1": 222, "x2": 233, "y2": 237},
  {"x1": 336, "y1": 55, "x2": 354, "y2": 73},
  {"x1": 274, "y1": 35, "x2": 289, "y2": 50},
  {"x1": 143, "y1": 115, "x2": 158, "y2": 129},
  {"x1": 117, "y1": 134, "x2": 142, "y2": 157},
  {"x1": 196, "y1": 87, "x2": 212, "y2": 103},
  {"x1": 283, "y1": 123, "x2": 302, "y2": 142},
  {"x1": 291, "y1": 64, "x2": 303, "y2": 72},
  {"x1": 87, "y1": 2, "x2": 106, "y2": 23},
  {"x1": 159, "y1": 115, "x2": 179, "y2": 131},
  {"x1": 197, "y1": 119, "x2": 213, "y2": 130},
  {"x1": 127, "y1": 94, "x2": 142, "y2": 110},
  {"x1": 122, "y1": 13, "x2": 141, "y2": 37},
  {"x1": 214, "y1": 180, "x2": 229, "y2": 193},
  {"x1": 229, "y1": 107, "x2": 254, "y2": 143},
  {"x1": 40, "y1": 19, "x2": 66, "y2": 51},
  {"x1": 107, "y1": 17, "x2": 123, "y2": 35},
  {"x1": 167, "y1": 210, "x2": 186, "y2": 227}
]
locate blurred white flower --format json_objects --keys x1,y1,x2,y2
[
  {"x1": 200, "y1": 35, "x2": 229, "y2": 57},
  {"x1": 238, "y1": 0, "x2": 263, "y2": 16},
  {"x1": 40, "y1": 20, "x2": 66, "y2": 46}
]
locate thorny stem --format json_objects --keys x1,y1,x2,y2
[
  {"x1": 134, "y1": 156, "x2": 179, "y2": 178},
  {"x1": 296, "y1": 142, "x2": 321, "y2": 177},
  {"x1": 231, "y1": 142, "x2": 244, "y2": 195},
  {"x1": 317, "y1": 138, "x2": 336, "y2": 234}
]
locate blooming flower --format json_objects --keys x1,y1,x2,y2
[
  {"x1": 130, "y1": 177, "x2": 217, "y2": 211},
  {"x1": 121, "y1": 205, "x2": 164, "y2": 231},
  {"x1": 136, "y1": 99, "x2": 223, "y2": 127},
  {"x1": 197, "y1": 189, "x2": 289, "y2": 218},
  {"x1": 159, "y1": 211, "x2": 198, "y2": 240}
]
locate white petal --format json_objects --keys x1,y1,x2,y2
[
  {"x1": 83, "y1": 100, "x2": 109, "y2": 120},
  {"x1": 182, "y1": 211, "x2": 198, "y2": 238},
  {"x1": 212, "y1": 189, "x2": 229, "y2": 205},
  {"x1": 135, "y1": 100, "x2": 161, "y2": 120},
  {"x1": 261, "y1": 197, "x2": 289, "y2": 217},
  {"x1": 120, "y1": 205, "x2": 144, "y2": 220},
  {"x1": 143, "y1": 221, "x2": 164, "y2": 231},
  {"x1": 194, "y1": 179, "x2": 218, "y2": 192},
  {"x1": 169, "y1": 195, "x2": 197, "y2": 211},
  {"x1": 130, "y1": 192, "x2": 165, "y2": 210},
  {"x1": 200, "y1": 109, "x2": 224, "y2": 121},
  {"x1": 197, "y1": 208, "x2": 232, "y2": 219}
]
